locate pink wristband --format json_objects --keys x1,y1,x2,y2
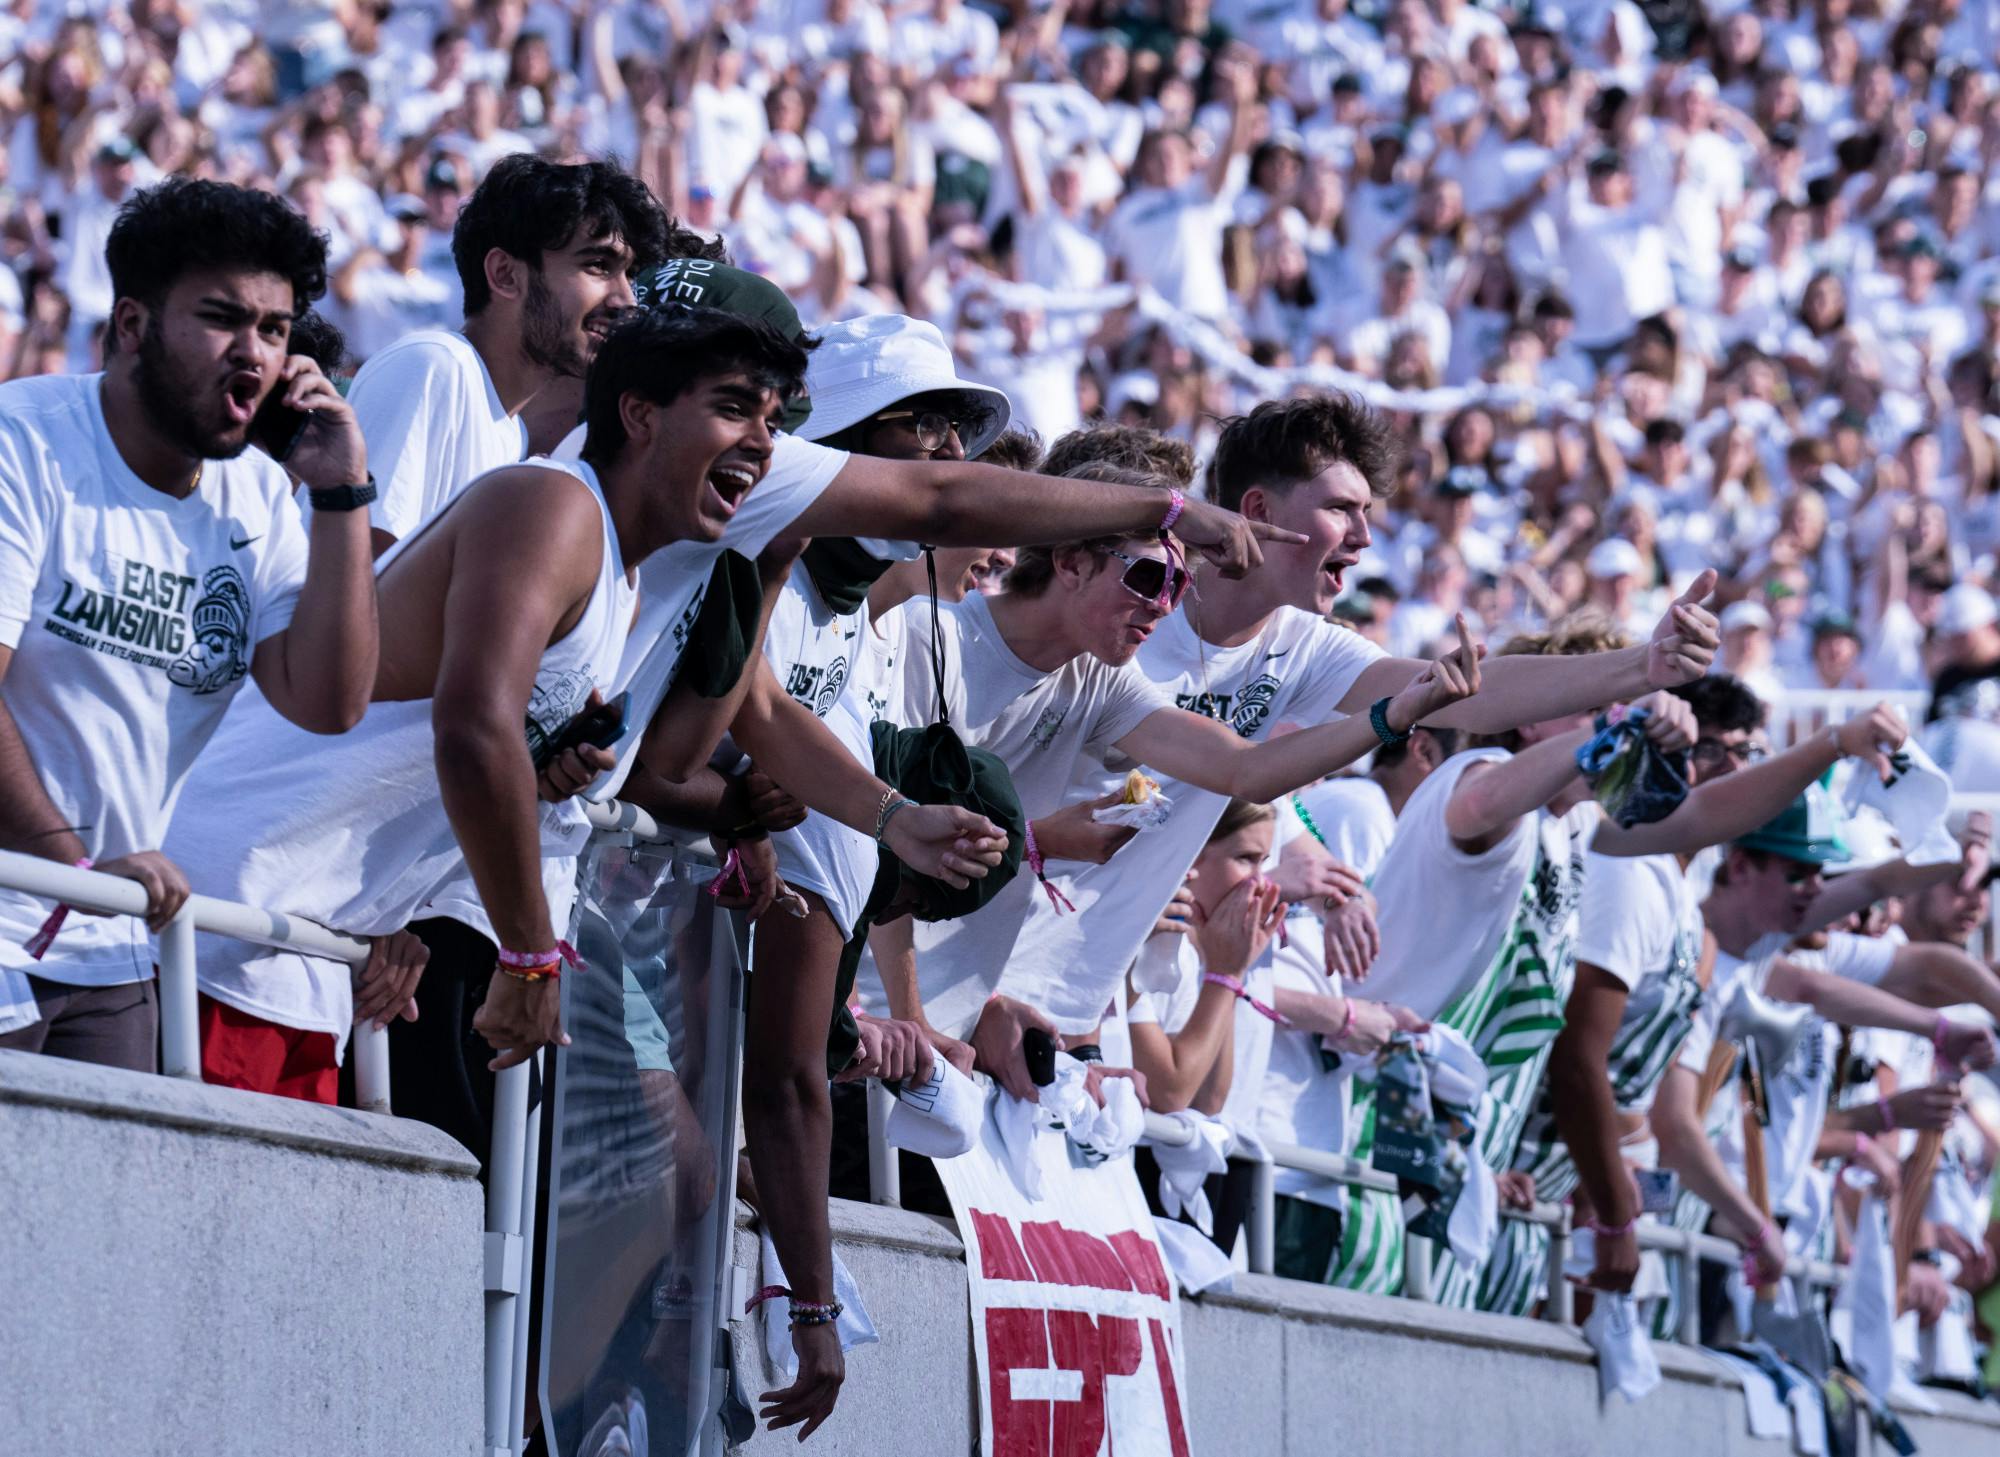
[
  {"x1": 1159, "y1": 489, "x2": 1184, "y2": 534},
  {"x1": 1588, "y1": 1214, "x2": 1638, "y2": 1238},
  {"x1": 1853, "y1": 1131, "x2": 1872, "y2": 1154},
  {"x1": 1338, "y1": 996, "x2": 1357, "y2": 1042},
  {"x1": 21, "y1": 857, "x2": 95, "y2": 961},
  {"x1": 1880, "y1": 1097, "x2": 1897, "y2": 1132},
  {"x1": 1933, "y1": 1013, "x2": 1952, "y2": 1053}
]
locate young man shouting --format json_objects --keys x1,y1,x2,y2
[{"x1": 0, "y1": 179, "x2": 377, "y2": 1071}]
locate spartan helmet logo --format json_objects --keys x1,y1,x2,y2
[{"x1": 168, "y1": 566, "x2": 252, "y2": 694}]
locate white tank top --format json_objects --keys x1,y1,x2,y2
[{"x1": 169, "y1": 458, "x2": 635, "y2": 1041}]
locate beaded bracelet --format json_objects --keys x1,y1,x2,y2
[
  {"x1": 496, "y1": 941, "x2": 581, "y2": 983},
  {"x1": 789, "y1": 1299, "x2": 844, "y2": 1327}
]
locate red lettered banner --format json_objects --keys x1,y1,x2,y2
[{"x1": 934, "y1": 1102, "x2": 1193, "y2": 1457}]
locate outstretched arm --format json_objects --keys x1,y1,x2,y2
[
  {"x1": 729, "y1": 663, "x2": 1004, "y2": 885},
  {"x1": 1120, "y1": 617, "x2": 1483, "y2": 806},
  {"x1": 788, "y1": 452, "x2": 1303, "y2": 578},
  {"x1": 1596, "y1": 704, "x2": 1907, "y2": 858},
  {"x1": 1766, "y1": 958, "x2": 2000, "y2": 1068},
  {"x1": 1339, "y1": 571, "x2": 1720, "y2": 731},
  {"x1": 1873, "y1": 942, "x2": 2000, "y2": 1024}
]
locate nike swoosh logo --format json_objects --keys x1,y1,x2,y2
[
  {"x1": 230, "y1": 534, "x2": 260, "y2": 550},
  {"x1": 1262, "y1": 648, "x2": 1291, "y2": 660}
]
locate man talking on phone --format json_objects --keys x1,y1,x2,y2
[{"x1": 0, "y1": 178, "x2": 377, "y2": 1074}]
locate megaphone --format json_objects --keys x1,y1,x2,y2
[{"x1": 1720, "y1": 974, "x2": 1817, "y2": 1123}]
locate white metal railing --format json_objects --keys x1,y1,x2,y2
[
  {"x1": 0, "y1": 848, "x2": 390, "y2": 1109},
  {"x1": 1769, "y1": 689, "x2": 1930, "y2": 748},
  {"x1": 863, "y1": 1101, "x2": 1845, "y2": 1340}
]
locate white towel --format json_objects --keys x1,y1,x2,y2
[
  {"x1": 756, "y1": 1229, "x2": 879, "y2": 1378},
  {"x1": 1415, "y1": 1025, "x2": 1486, "y2": 1108},
  {"x1": 991, "y1": 1057, "x2": 1147, "y2": 1200},
  {"x1": 1583, "y1": 1293, "x2": 1661, "y2": 1404},
  {"x1": 1832, "y1": 1193, "x2": 1897, "y2": 1401},
  {"x1": 1147, "y1": 1110, "x2": 1234, "y2": 1234},
  {"x1": 1703, "y1": 1350, "x2": 1791, "y2": 1440},
  {"x1": 883, "y1": 1055, "x2": 984, "y2": 1159},
  {"x1": 1564, "y1": 1226, "x2": 1670, "y2": 1302},
  {"x1": 1843, "y1": 737, "x2": 1960, "y2": 867},
  {"x1": 1152, "y1": 1215, "x2": 1236, "y2": 1295}
]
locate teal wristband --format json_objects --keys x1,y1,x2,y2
[{"x1": 1368, "y1": 696, "x2": 1409, "y2": 747}]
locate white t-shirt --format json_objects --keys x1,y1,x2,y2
[
  {"x1": 167, "y1": 459, "x2": 635, "y2": 1043},
  {"x1": 992, "y1": 606, "x2": 1383, "y2": 1034},
  {"x1": 1573, "y1": 850, "x2": 1695, "y2": 995},
  {"x1": 1259, "y1": 929, "x2": 1354, "y2": 1205},
  {"x1": 877, "y1": 590, "x2": 1172, "y2": 1037},
  {"x1": 1290, "y1": 775, "x2": 1396, "y2": 878},
  {"x1": 339, "y1": 329, "x2": 528, "y2": 543},
  {"x1": 1104, "y1": 179, "x2": 1235, "y2": 320},
  {"x1": 1675, "y1": 929, "x2": 1897, "y2": 1219},
  {"x1": 1364, "y1": 750, "x2": 1598, "y2": 1021},
  {"x1": 0, "y1": 373, "x2": 310, "y2": 987}
]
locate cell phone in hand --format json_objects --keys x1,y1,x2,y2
[
  {"x1": 1022, "y1": 1027, "x2": 1057, "y2": 1088},
  {"x1": 250, "y1": 389, "x2": 313, "y2": 464},
  {"x1": 535, "y1": 691, "x2": 630, "y2": 770}
]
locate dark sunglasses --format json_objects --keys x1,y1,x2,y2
[
  {"x1": 1104, "y1": 546, "x2": 1190, "y2": 610},
  {"x1": 1771, "y1": 858, "x2": 1821, "y2": 885}
]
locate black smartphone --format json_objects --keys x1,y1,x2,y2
[
  {"x1": 535, "y1": 691, "x2": 630, "y2": 770},
  {"x1": 1022, "y1": 1027, "x2": 1057, "y2": 1088},
  {"x1": 250, "y1": 392, "x2": 313, "y2": 464}
]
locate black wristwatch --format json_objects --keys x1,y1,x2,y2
[
  {"x1": 1913, "y1": 1248, "x2": 1944, "y2": 1267},
  {"x1": 308, "y1": 475, "x2": 378, "y2": 513}
]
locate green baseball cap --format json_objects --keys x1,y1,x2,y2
[
  {"x1": 1733, "y1": 783, "x2": 1850, "y2": 865},
  {"x1": 632, "y1": 259, "x2": 813, "y2": 431}
]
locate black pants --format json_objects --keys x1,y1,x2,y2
[
  {"x1": 826, "y1": 1079, "x2": 953, "y2": 1215},
  {"x1": 388, "y1": 916, "x2": 520, "y2": 1178},
  {"x1": 1135, "y1": 1147, "x2": 1257, "y2": 1257}
]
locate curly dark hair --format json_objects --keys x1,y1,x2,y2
[
  {"x1": 106, "y1": 178, "x2": 328, "y2": 311},
  {"x1": 1041, "y1": 424, "x2": 1196, "y2": 485},
  {"x1": 580, "y1": 305, "x2": 809, "y2": 466},
  {"x1": 1670, "y1": 672, "x2": 1767, "y2": 735},
  {"x1": 454, "y1": 155, "x2": 670, "y2": 314},
  {"x1": 1207, "y1": 393, "x2": 1402, "y2": 511}
]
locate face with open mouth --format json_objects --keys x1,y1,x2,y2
[
  {"x1": 647, "y1": 370, "x2": 787, "y2": 542},
  {"x1": 1251, "y1": 460, "x2": 1375, "y2": 616},
  {"x1": 131, "y1": 267, "x2": 295, "y2": 462}
]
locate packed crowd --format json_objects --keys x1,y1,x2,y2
[{"x1": 5, "y1": 0, "x2": 2000, "y2": 1444}]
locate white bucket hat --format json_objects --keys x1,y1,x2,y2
[{"x1": 797, "y1": 314, "x2": 1011, "y2": 458}]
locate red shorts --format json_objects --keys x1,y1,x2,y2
[{"x1": 198, "y1": 994, "x2": 339, "y2": 1104}]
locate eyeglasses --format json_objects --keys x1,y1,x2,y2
[
  {"x1": 1103, "y1": 546, "x2": 1190, "y2": 610},
  {"x1": 1691, "y1": 737, "x2": 1769, "y2": 768},
  {"x1": 871, "y1": 409, "x2": 981, "y2": 453}
]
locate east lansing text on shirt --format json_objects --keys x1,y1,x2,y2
[{"x1": 45, "y1": 558, "x2": 252, "y2": 692}]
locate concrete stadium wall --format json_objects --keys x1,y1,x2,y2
[
  {"x1": 0, "y1": 1049, "x2": 485, "y2": 1457},
  {"x1": 727, "y1": 1197, "x2": 2000, "y2": 1457}
]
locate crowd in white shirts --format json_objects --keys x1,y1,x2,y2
[{"x1": 6, "y1": 0, "x2": 2000, "y2": 1442}]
